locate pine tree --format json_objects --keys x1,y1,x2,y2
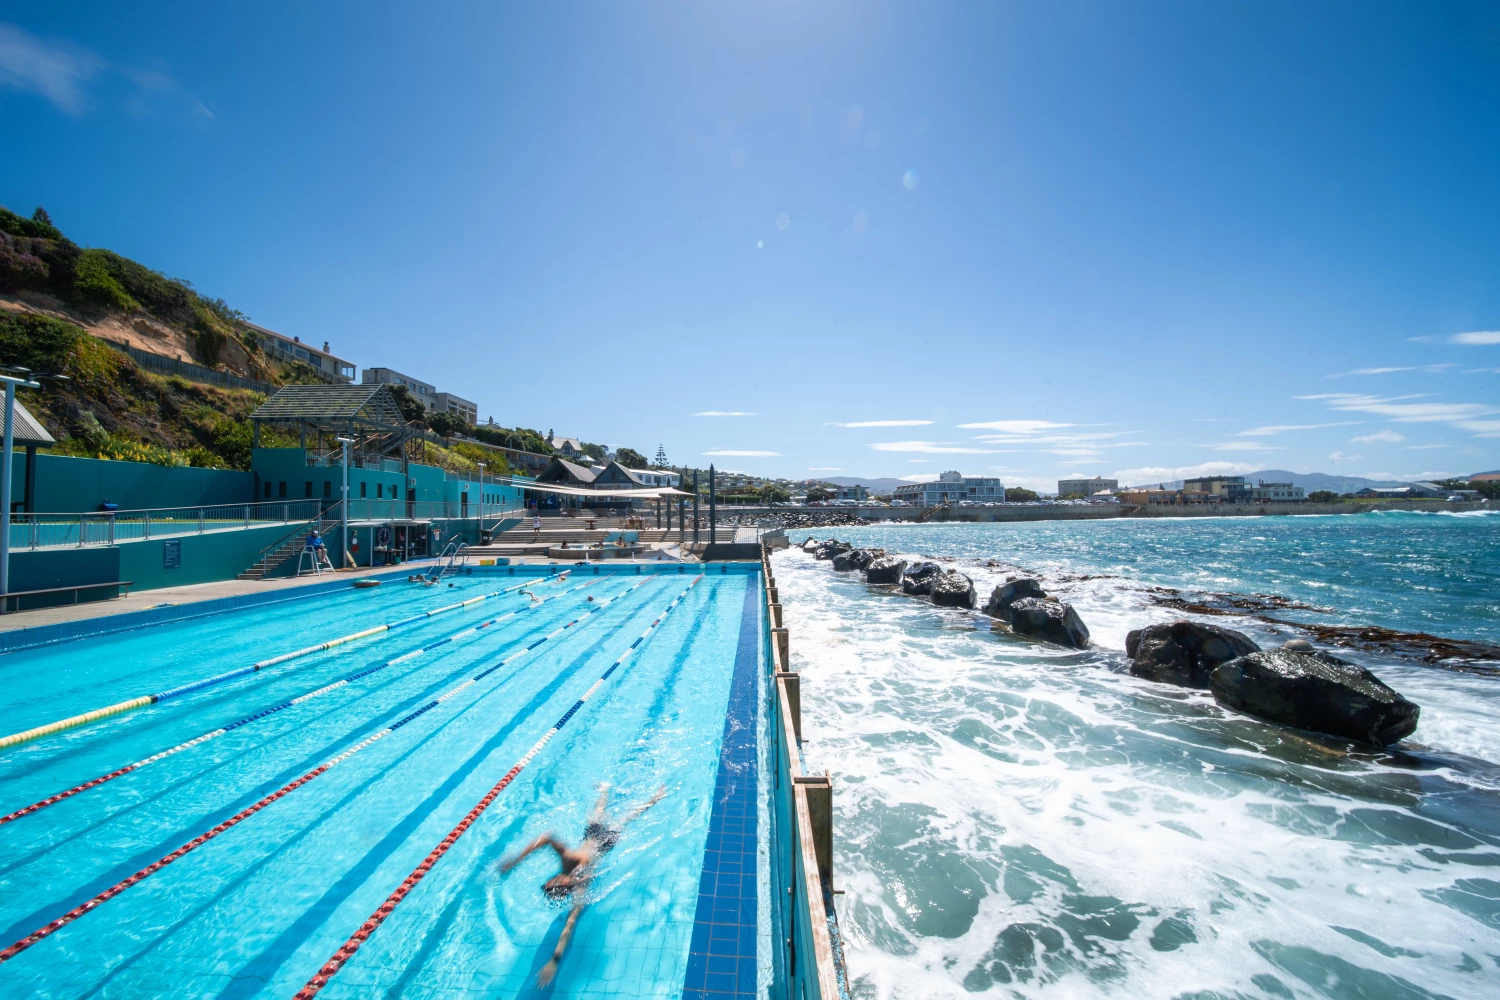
[
  {"x1": 31, "y1": 207, "x2": 52, "y2": 226},
  {"x1": 653, "y1": 444, "x2": 669, "y2": 467}
]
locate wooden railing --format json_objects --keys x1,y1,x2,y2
[{"x1": 763, "y1": 543, "x2": 849, "y2": 1000}]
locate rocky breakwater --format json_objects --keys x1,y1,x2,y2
[
  {"x1": 863, "y1": 555, "x2": 906, "y2": 584},
  {"x1": 1127, "y1": 625, "x2": 1422, "y2": 746},
  {"x1": 982, "y1": 578, "x2": 1089, "y2": 649}
]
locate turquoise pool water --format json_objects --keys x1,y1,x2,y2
[{"x1": 0, "y1": 566, "x2": 760, "y2": 999}]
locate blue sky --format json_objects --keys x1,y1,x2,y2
[{"x1": 2, "y1": 2, "x2": 1498, "y2": 489}]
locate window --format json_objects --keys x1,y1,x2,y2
[
  {"x1": 324, "y1": 481, "x2": 332, "y2": 498},
  {"x1": 279, "y1": 481, "x2": 287, "y2": 498},
  {"x1": 264, "y1": 481, "x2": 272, "y2": 499},
  {"x1": 377, "y1": 483, "x2": 383, "y2": 499},
  {"x1": 360, "y1": 482, "x2": 367, "y2": 498},
  {"x1": 305, "y1": 482, "x2": 313, "y2": 498}
]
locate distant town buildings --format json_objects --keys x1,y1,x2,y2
[
  {"x1": 1249, "y1": 481, "x2": 1305, "y2": 502},
  {"x1": 1057, "y1": 476, "x2": 1118, "y2": 496},
  {"x1": 1118, "y1": 487, "x2": 1216, "y2": 505},
  {"x1": 893, "y1": 470, "x2": 1005, "y2": 506},
  {"x1": 834, "y1": 485, "x2": 869, "y2": 502},
  {"x1": 1182, "y1": 475, "x2": 1253, "y2": 503},
  {"x1": 362, "y1": 367, "x2": 477, "y2": 424},
  {"x1": 245, "y1": 323, "x2": 355, "y2": 383}
]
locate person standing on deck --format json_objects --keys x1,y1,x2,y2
[{"x1": 499, "y1": 784, "x2": 667, "y2": 986}]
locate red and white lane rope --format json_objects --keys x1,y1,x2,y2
[
  {"x1": 0, "y1": 574, "x2": 563, "y2": 753},
  {"x1": 0, "y1": 576, "x2": 657, "y2": 965},
  {"x1": 0, "y1": 580, "x2": 601, "y2": 828},
  {"x1": 292, "y1": 574, "x2": 705, "y2": 999}
]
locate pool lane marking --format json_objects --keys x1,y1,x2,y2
[
  {"x1": 0, "y1": 574, "x2": 564, "y2": 754},
  {"x1": 0, "y1": 575, "x2": 660, "y2": 965},
  {"x1": 293, "y1": 574, "x2": 705, "y2": 999},
  {"x1": 0, "y1": 580, "x2": 603, "y2": 827}
]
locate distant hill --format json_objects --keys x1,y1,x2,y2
[
  {"x1": 823, "y1": 477, "x2": 909, "y2": 492},
  {"x1": 1135, "y1": 470, "x2": 1412, "y2": 493}
]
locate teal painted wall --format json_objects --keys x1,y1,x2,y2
[
  {"x1": 117, "y1": 522, "x2": 293, "y2": 589},
  {"x1": 10, "y1": 453, "x2": 255, "y2": 513},
  {"x1": 249, "y1": 449, "x2": 524, "y2": 515},
  {"x1": 8, "y1": 547, "x2": 123, "y2": 610}
]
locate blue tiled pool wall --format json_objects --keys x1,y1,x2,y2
[
  {"x1": 0, "y1": 562, "x2": 760, "y2": 655},
  {"x1": 682, "y1": 573, "x2": 763, "y2": 1000}
]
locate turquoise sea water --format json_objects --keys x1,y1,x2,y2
[
  {"x1": 780, "y1": 511, "x2": 1500, "y2": 999},
  {"x1": 0, "y1": 569, "x2": 751, "y2": 999}
]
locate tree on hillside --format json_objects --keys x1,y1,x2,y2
[
  {"x1": 581, "y1": 441, "x2": 607, "y2": 462},
  {"x1": 616, "y1": 447, "x2": 648, "y2": 468},
  {"x1": 1007, "y1": 487, "x2": 1039, "y2": 502},
  {"x1": 806, "y1": 486, "x2": 833, "y2": 503},
  {"x1": 427, "y1": 410, "x2": 471, "y2": 437},
  {"x1": 758, "y1": 482, "x2": 792, "y2": 503},
  {"x1": 385, "y1": 383, "x2": 428, "y2": 425}
]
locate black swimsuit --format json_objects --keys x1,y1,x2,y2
[{"x1": 584, "y1": 822, "x2": 619, "y2": 854}]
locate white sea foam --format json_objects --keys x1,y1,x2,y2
[{"x1": 774, "y1": 546, "x2": 1500, "y2": 999}]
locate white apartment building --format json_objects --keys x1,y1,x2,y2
[
  {"x1": 363, "y1": 368, "x2": 476, "y2": 425},
  {"x1": 1058, "y1": 476, "x2": 1119, "y2": 496},
  {"x1": 244, "y1": 323, "x2": 355, "y2": 383},
  {"x1": 893, "y1": 470, "x2": 1006, "y2": 506}
]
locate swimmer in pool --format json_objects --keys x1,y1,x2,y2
[{"x1": 500, "y1": 783, "x2": 667, "y2": 986}]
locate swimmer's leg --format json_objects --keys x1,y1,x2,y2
[{"x1": 537, "y1": 900, "x2": 585, "y2": 987}]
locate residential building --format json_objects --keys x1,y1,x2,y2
[
  {"x1": 433, "y1": 391, "x2": 477, "y2": 425},
  {"x1": 548, "y1": 435, "x2": 585, "y2": 460},
  {"x1": 627, "y1": 468, "x2": 681, "y2": 488},
  {"x1": 362, "y1": 367, "x2": 436, "y2": 405},
  {"x1": 1472, "y1": 472, "x2": 1500, "y2": 483},
  {"x1": 1182, "y1": 475, "x2": 1254, "y2": 503},
  {"x1": 834, "y1": 485, "x2": 869, "y2": 502},
  {"x1": 1057, "y1": 476, "x2": 1118, "y2": 497},
  {"x1": 245, "y1": 323, "x2": 355, "y2": 383},
  {"x1": 892, "y1": 470, "x2": 1006, "y2": 506},
  {"x1": 1249, "y1": 481, "x2": 1305, "y2": 503}
]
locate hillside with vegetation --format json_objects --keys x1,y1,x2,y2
[{"x1": 0, "y1": 204, "x2": 601, "y2": 477}]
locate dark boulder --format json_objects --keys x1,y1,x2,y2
[
  {"x1": 814, "y1": 539, "x2": 851, "y2": 561},
  {"x1": 864, "y1": 556, "x2": 907, "y2": 584},
  {"x1": 982, "y1": 579, "x2": 1046, "y2": 622},
  {"x1": 1209, "y1": 648, "x2": 1420, "y2": 746},
  {"x1": 930, "y1": 571, "x2": 976, "y2": 608},
  {"x1": 1008, "y1": 597, "x2": 1090, "y2": 649},
  {"x1": 801, "y1": 537, "x2": 820, "y2": 552},
  {"x1": 901, "y1": 561, "x2": 943, "y2": 595},
  {"x1": 1127, "y1": 621, "x2": 1260, "y2": 688},
  {"x1": 832, "y1": 548, "x2": 880, "y2": 572}
]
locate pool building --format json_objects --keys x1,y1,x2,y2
[{"x1": 0, "y1": 551, "x2": 846, "y2": 998}]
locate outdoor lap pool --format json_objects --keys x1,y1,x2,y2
[{"x1": 0, "y1": 564, "x2": 772, "y2": 999}]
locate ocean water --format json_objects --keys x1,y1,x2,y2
[{"x1": 778, "y1": 511, "x2": 1500, "y2": 1000}]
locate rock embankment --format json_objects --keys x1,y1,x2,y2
[{"x1": 795, "y1": 539, "x2": 1422, "y2": 746}]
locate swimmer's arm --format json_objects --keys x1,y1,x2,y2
[
  {"x1": 499, "y1": 833, "x2": 569, "y2": 871},
  {"x1": 619, "y1": 785, "x2": 668, "y2": 827},
  {"x1": 537, "y1": 900, "x2": 585, "y2": 987}
]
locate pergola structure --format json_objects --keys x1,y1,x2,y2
[{"x1": 249, "y1": 383, "x2": 417, "y2": 471}]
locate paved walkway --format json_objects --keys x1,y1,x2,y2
[{"x1": 0, "y1": 562, "x2": 436, "y2": 633}]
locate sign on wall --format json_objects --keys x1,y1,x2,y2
[{"x1": 163, "y1": 539, "x2": 181, "y2": 569}]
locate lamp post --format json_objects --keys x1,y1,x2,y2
[
  {"x1": 0, "y1": 367, "x2": 67, "y2": 600},
  {"x1": 336, "y1": 436, "x2": 353, "y2": 569},
  {"x1": 476, "y1": 461, "x2": 486, "y2": 523}
]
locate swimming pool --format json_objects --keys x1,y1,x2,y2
[{"x1": 0, "y1": 564, "x2": 768, "y2": 999}]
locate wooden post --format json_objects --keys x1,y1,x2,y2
[
  {"x1": 777, "y1": 670, "x2": 800, "y2": 740},
  {"x1": 769, "y1": 602, "x2": 783, "y2": 628},
  {"x1": 795, "y1": 773, "x2": 834, "y2": 888}
]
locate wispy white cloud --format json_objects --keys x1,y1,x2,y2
[
  {"x1": 957, "y1": 420, "x2": 1073, "y2": 434},
  {"x1": 1455, "y1": 419, "x2": 1500, "y2": 438},
  {"x1": 693, "y1": 411, "x2": 756, "y2": 417},
  {"x1": 1328, "y1": 451, "x2": 1361, "y2": 464},
  {"x1": 1351, "y1": 429, "x2": 1404, "y2": 444},
  {"x1": 1464, "y1": 368, "x2": 1500, "y2": 375},
  {"x1": 1328, "y1": 364, "x2": 1455, "y2": 378},
  {"x1": 899, "y1": 473, "x2": 939, "y2": 482},
  {"x1": 1297, "y1": 393, "x2": 1497, "y2": 424},
  {"x1": 0, "y1": 22, "x2": 98, "y2": 114},
  {"x1": 828, "y1": 419, "x2": 932, "y2": 428},
  {"x1": 1209, "y1": 441, "x2": 1283, "y2": 452},
  {"x1": 1451, "y1": 331, "x2": 1500, "y2": 345},
  {"x1": 1235, "y1": 422, "x2": 1359, "y2": 436},
  {"x1": 869, "y1": 440, "x2": 1006, "y2": 454},
  {"x1": 702, "y1": 449, "x2": 778, "y2": 457},
  {"x1": 1405, "y1": 444, "x2": 1450, "y2": 451}
]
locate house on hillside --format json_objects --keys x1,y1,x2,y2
[
  {"x1": 548, "y1": 435, "x2": 585, "y2": 460},
  {"x1": 245, "y1": 323, "x2": 355, "y2": 383}
]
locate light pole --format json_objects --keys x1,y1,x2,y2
[
  {"x1": 336, "y1": 436, "x2": 353, "y2": 569},
  {"x1": 476, "y1": 462, "x2": 486, "y2": 523},
  {"x1": 0, "y1": 367, "x2": 67, "y2": 600}
]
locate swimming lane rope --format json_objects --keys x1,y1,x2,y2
[
  {"x1": 0, "y1": 575, "x2": 658, "y2": 965},
  {"x1": 0, "y1": 580, "x2": 602, "y2": 827},
  {"x1": 0, "y1": 574, "x2": 564, "y2": 754},
  {"x1": 293, "y1": 574, "x2": 705, "y2": 998}
]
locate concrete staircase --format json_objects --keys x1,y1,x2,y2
[{"x1": 237, "y1": 520, "x2": 328, "y2": 580}]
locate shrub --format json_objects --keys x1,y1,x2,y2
[{"x1": 70, "y1": 249, "x2": 140, "y2": 312}]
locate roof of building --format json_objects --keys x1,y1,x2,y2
[
  {"x1": 548, "y1": 436, "x2": 583, "y2": 451},
  {"x1": 535, "y1": 457, "x2": 598, "y2": 485},
  {"x1": 249, "y1": 383, "x2": 407, "y2": 426},
  {"x1": 8, "y1": 398, "x2": 54, "y2": 446},
  {"x1": 244, "y1": 322, "x2": 355, "y2": 365}
]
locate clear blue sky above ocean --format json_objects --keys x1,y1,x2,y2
[{"x1": 2, "y1": 2, "x2": 1498, "y2": 490}]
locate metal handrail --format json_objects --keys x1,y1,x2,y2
[
  {"x1": 250, "y1": 500, "x2": 348, "y2": 575},
  {"x1": 10, "y1": 501, "x2": 325, "y2": 551}
]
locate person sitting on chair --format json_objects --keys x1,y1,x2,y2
[{"x1": 499, "y1": 784, "x2": 667, "y2": 986}]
